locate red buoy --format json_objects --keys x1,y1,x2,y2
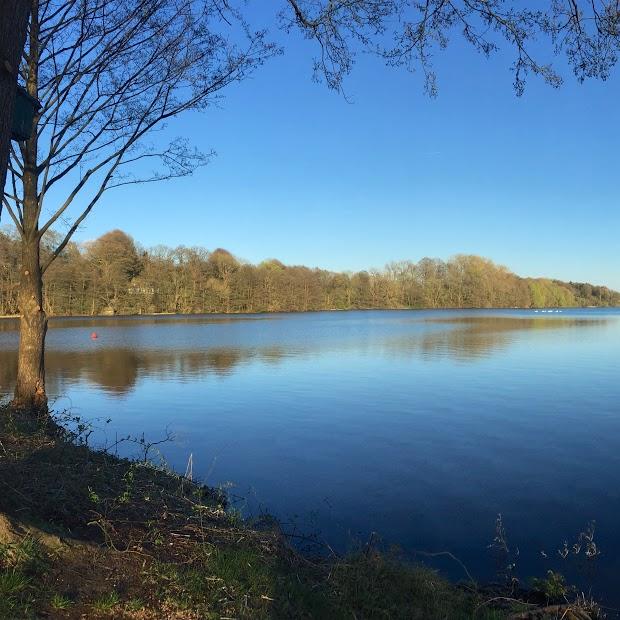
[{"x1": 90, "y1": 332, "x2": 98, "y2": 340}]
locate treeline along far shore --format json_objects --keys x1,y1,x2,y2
[{"x1": 1, "y1": 228, "x2": 618, "y2": 317}]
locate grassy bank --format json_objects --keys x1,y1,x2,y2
[{"x1": 0, "y1": 409, "x2": 601, "y2": 619}]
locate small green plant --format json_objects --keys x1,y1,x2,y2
[
  {"x1": 88, "y1": 486, "x2": 101, "y2": 505},
  {"x1": 50, "y1": 593, "x2": 73, "y2": 610},
  {"x1": 153, "y1": 529, "x2": 165, "y2": 546},
  {"x1": 0, "y1": 536, "x2": 46, "y2": 574},
  {"x1": 0, "y1": 571, "x2": 37, "y2": 620},
  {"x1": 126, "y1": 597, "x2": 145, "y2": 611},
  {"x1": 0, "y1": 536, "x2": 48, "y2": 617},
  {"x1": 118, "y1": 464, "x2": 137, "y2": 504},
  {"x1": 92, "y1": 591, "x2": 120, "y2": 612},
  {"x1": 0, "y1": 565, "x2": 33, "y2": 617},
  {"x1": 226, "y1": 507, "x2": 244, "y2": 527},
  {"x1": 531, "y1": 570, "x2": 569, "y2": 601},
  {"x1": 0, "y1": 570, "x2": 30, "y2": 602}
]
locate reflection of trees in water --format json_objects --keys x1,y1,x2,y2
[
  {"x1": 83, "y1": 349, "x2": 140, "y2": 394},
  {"x1": 0, "y1": 347, "x2": 283, "y2": 397},
  {"x1": 0, "y1": 316, "x2": 610, "y2": 397},
  {"x1": 52, "y1": 315, "x2": 271, "y2": 330},
  {"x1": 424, "y1": 316, "x2": 608, "y2": 329},
  {"x1": 409, "y1": 316, "x2": 609, "y2": 360},
  {"x1": 0, "y1": 314, "x2": 272, "y2": 334}
]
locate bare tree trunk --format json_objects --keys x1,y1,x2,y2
[
  {"x1": 12, "y1": 0, "x2": 46, "y2": 412},
  {"x1": 13, "y1": 232, "x2": 47, "y2": 411},
  {"x1": 0, "y1": 0, "x2": 30, "y2": 199}
]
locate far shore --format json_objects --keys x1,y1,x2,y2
[{"x1": 1, "y1": 305, "x2": 618, "y2": 323}]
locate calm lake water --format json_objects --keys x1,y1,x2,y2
[{"x1": 1, "y1": 309, "x2": 620, "y2": 603}]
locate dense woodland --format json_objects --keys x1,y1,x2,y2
[{"x1": 0, "y1": 229, "x2": 617, "y2": 316}]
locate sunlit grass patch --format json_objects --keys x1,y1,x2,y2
[
  {"x1": 0, "y1": 536, "x2": 48, "y2": 619},
  {"x1": 125, "y1": 597, "x2": 145, "y2": 611},
  {"x1": 91, "y1": 590, "x2": 120, "y2": 612},
  {"x1": 50, "y1": 592, "x2": 73, "y2": 610},
  {"x1": 325, "y1": 552, "x2": 509, "y2": 620},
  {"x1": 0, "y1": 570, "x2": 31, "y2": 618}
]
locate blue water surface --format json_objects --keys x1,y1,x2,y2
[{"x1": 1, "y1": 308, "x2": 619, "y2": 603}]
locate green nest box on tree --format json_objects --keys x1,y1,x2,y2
[{"x1": 11, "y1": 86, "x2": 40, "y2": 142}]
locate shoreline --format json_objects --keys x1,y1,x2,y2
[
  {"x1": 0, "y1": 408, "x2": 602, "y2": 619},
  {"x1": 0, "y1": 305, "x2": 618, "y2": 323}
]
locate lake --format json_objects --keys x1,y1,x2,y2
[{"x1": 1, "y1": 309, "x2": 619, "y2": 603}]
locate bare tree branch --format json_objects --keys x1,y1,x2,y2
[
  {"x1": 5, "y1": 0, "x2": 277, "y2": 273},
  {"x1": 2, "y1": 198, "x2": 24, "y2": 235},
  {"x1": 281, "y1": 1, "x2": 620, "y2": 93}
]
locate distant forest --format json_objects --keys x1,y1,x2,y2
[{"x1": 1, "y1": 229, "x2": 618, "y2": 316}]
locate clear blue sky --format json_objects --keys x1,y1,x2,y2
[{"x1": 70, "y1": 26, "x2": 620, "y2": 289}]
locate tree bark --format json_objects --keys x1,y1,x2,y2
[
  {"x1": 11, "y1": 0, "x2": 46, "y2": 412},
  {"x1": 13, "y1": 232, "x2": 47, "y2": 412},
  {"x1": 0, "y1": 0, "x2": 31, "y2": 204}
]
